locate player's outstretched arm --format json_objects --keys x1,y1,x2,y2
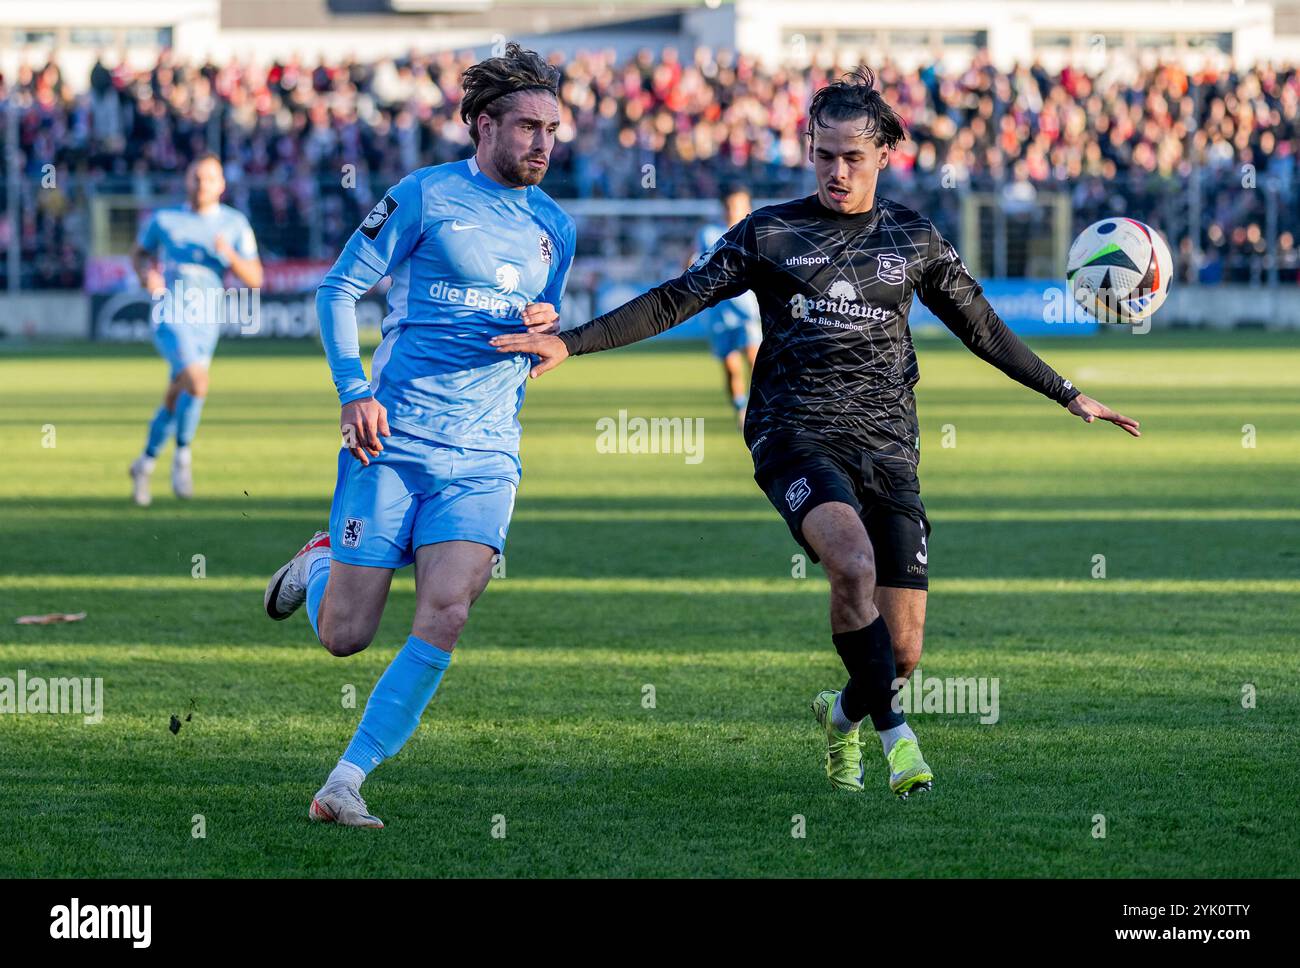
[
  {"x1": 917, "y1": 225, "x2": 1140, "y2": 437},
  {"x1": 486, "y1": 302, "x2": 564, "y2": 372},
  {"x1": 490, "y1": 280, "x2": 717, "y2": 377},
  {"x1": 490, "y1": 330, "x2": 571, "y2": 378},
  {"x1": 491, "y1": 216, "x2": 757, "y2": 377}
]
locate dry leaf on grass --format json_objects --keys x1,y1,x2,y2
[{"x1": 15, "y1": 612, "x2": 87, "y2": 625}]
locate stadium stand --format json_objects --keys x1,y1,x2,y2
[{"x1": 2, "y1": 47, "x2": 1298, "y2": 288}]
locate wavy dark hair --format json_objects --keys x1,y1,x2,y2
[
  {"x1": 806, "y1": 66, "x2": 906, "y2": 149},
  {"x1": 460, "y1": 43, "x2": 561, "y2": 145}
]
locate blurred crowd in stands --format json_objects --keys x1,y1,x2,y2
[{"x1": 3, "y1": 46, "x2": 1299, "y2": 287}]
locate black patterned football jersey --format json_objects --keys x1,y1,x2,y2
[{"x1": 559, "y1": 194, "x2": 1079, "y2": 482}]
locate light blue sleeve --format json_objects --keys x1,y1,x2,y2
[
  {"x1": 316, "y1": 176, "x2": 425, "y2": 405},
  {"x1": 692, "y1": 227, "x2": 710, "y2": 259},
  {"x1": 136, "y1": 213, "x2": 161, "y2": 253},
  {"x1": 540, "y1": 217, "x2": 576, "y2": 313},
  {"x1": 232, "y1": 212, "x2": 258, "y2": 259}
]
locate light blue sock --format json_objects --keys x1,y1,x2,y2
[
  {"x1": 342, "y1": 635, "x2": 453, "y2": 775},
  {"x1": 305, "y1": 555, "x2": 330, "y2": 643},
  {"x1": 144, "y1": 405, "x2": 176, "y2": 458},
  {"x1": 174, "y1": 392, "x2": 206, "y2": 447}
]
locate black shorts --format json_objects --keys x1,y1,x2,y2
[{"x1": 752, "y1": 432, "x2": 931, "y2": 590}]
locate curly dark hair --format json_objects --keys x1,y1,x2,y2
[
  {"x1": 806, "y1": 66, "x2": 906, "y2": 149},
  {"x1": 460, "y1": 43, "x2": 561, "y2": 145}
]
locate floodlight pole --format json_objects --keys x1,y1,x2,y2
[
  {"x1": 1187, "y1": 164, "x2": 1202, "y2": 281},
  {"x1": 5, "y1": 95, "x2": 19, "y2": 294},
  {"x1": 1265, "y1": 177, "x2": 1278, "y2": 288}
]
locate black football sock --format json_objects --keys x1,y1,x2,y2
[{"x1": 832, "y1": 615, "x2": 905, "y2": 731}]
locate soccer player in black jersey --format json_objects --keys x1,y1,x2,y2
[{"x1": 493, "y1": 67, "x2": 1140, "y2": 798}]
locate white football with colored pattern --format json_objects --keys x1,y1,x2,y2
[{"x1": 1067, "y1": 218, "x2": 1173, "y2": 324}]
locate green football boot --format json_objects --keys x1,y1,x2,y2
[
  {"x1": 887, "y1": 737, "x2": 934, "y2": 799},
  {"x1": 810, "y1": 690, "x2": 865, "y2": 792}
]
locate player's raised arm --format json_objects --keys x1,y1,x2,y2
[
  {"x1": 916, "y1": 224, "x2": 1139, "y2": 437},
  {"x1": 316, "y1": 175, "x2": 424, "y2": 463},
  {"x1": 489, "y1": 215, "x2": 756, "y2": 376}
]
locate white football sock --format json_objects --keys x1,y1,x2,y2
[
  {"x1": 878, "y1": 722, "x2": 917, "y2": 756},
  {"x1": 174, "y1": 445, "x2": 192, "y2": 466},
  {"x1": 830, "y1": 691, "x2": 861, "y2": 734},
  {"x1": 327, "y1": 759, "x2": 366, "y2": 790},
  {"x1": 137, "y1": 455, "x2": 157, "y2": 474}
]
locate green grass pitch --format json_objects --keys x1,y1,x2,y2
[{"x1": 1, "y1": 331, "x2": 1297, "y2": 877}]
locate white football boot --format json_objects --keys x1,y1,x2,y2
[
  {"x1": 309, "y1": 781, "x2": 384, "y2": 829},
  {"x1": 264, "y1": 530, "x2": 331, "y2": 621},
  {"x1": 129, "y1": 456, "x2": 155, "y2": 507},
  {"x1": 172, "y1": 447, "x2": 194, "y2": 499}
]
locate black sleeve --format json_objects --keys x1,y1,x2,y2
[
  {"x1": 916, "y1": 224, "x2": 1080, "y2": 407},
  {"x1": 559, "y1": 217, "x2": 756, "y2": 356}
]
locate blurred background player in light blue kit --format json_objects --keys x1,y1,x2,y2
[
  {"x1": 262, "y1": 44, "x2": 575, "y2": 828},
  {"x1": 129, "y1": 153, "x2": 263, "y2": 505},
  {"x1": 692, "y1": 184, "x2": 761, "y2": 429}
]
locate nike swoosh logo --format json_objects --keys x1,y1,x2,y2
[{"x1": 451, "y1": 221, "x2": 480, "y2": 231}]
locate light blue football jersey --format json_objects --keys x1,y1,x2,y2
[
  {"x1": 317, "y1": 157, "x2": 576, "y2": 453},
  {"x1": 136, "y1": 205, "x2": 258, "y2": 295}
]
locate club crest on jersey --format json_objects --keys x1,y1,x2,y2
[
  {"x1": 342, "y1": 517, "x2": 364, "y2": 549},
  {"x1": 359, "y1": 194, "x2": 398, "y2": 240},
  {"x1": 785, "y1": 477, "x2": 811, "y2": 512},
  {"x1": 538, "y1": 234, "x2": 553, "y2": 265},
  {"x1": 876, "y1": 253, "x2": 907, "y2": 286}
]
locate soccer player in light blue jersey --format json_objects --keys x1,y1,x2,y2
[
  {"x1": 262, "y1": 45, "x2": 575, "y2": 828},
  {"x1": 129, "y1": 153, "x2": 263, "y2": 505},
  {"x1": 693, "y1": 184, "x2": 761, "y2": 429}
]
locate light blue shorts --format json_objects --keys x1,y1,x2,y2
[
  {"x1": 329, "y1": 432, "x2": 521, "y2": 569},
  {"x1": 153, "y1": 320, "x2": 220, "y2": 378},
  {"x1": 707, "y1": 296, "x2": 761, "y2": 359},
  {"x1": 709, "y1": 322, "x2": 760, "y2": 360}
]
